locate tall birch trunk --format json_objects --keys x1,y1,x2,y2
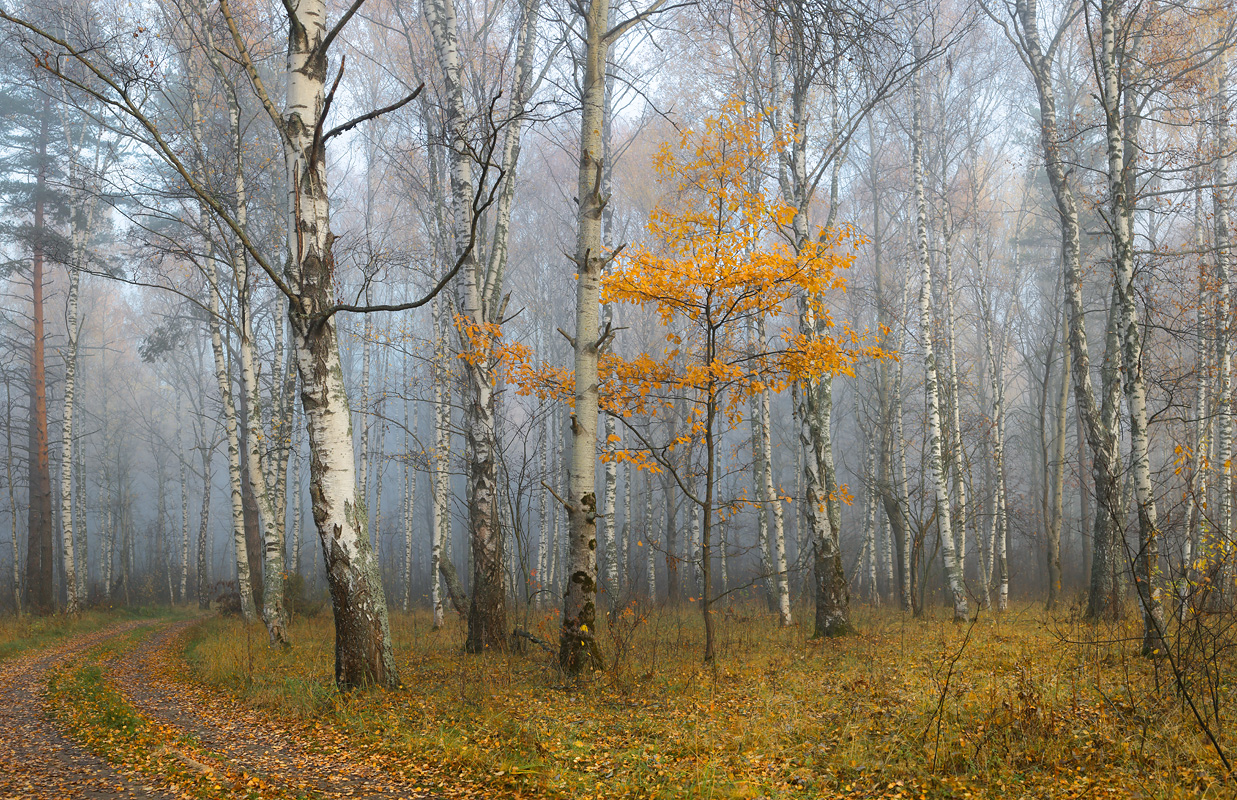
[
  {"x1": 599, "y1": 49, "x2": 620, "y2": 613},
  {"x1": 1047, "y1": 342, "x2": 1070, "y2": 610},
  {"x1": 197, "y1": 428, "x2": 214, "y2": 609},
  {"x1": 74, "y1": 446, "x2": 86, "y2": 601},
  {"x1": 404, "y1": 402, "x2": 416, "y2": 612},
  {"x1": 913, "y1": 60, "x2": 967, "y2": 622},
  {"x1": 980, "y1": 298, "x2": 1010, "y2": 612},
  {"x1": 25, "y1": 94, "x2": 53, "y2": 614},
  {"x1": 537, "y1": 412, "x2": 549, "y2": 608},
  {"x1": 59, "y1": 196, "x2": 88, "y2": 614},
  {"x1": 6, "y1": 389, "x2": 21, "y2": 612},
  {"x1": 645, "y1": 472, "x2": 656, "y2": 599},
  {"x1": 205, "y1": 253, "x2": 253, "y2": 620},
  {"x1": 431, "y1": 295, "x2": 447, "y2": 628},
  {"x1": 1100, "y1": 1, "x2": 1163, "y2": 650},
  {"x1": 1007, "y1": 0, "x2": 1125, "y2": 621},
  {"x1": 290, "y1": 409, "x2": 302, "y2": 576},
  {"x1": 280, "y1": 0, "x2": 398, "y2": 689},
  {"x1": 1186, "y1": 151, "x2": 1210, "y2": 602},
  {"x1": 942, "y1": 221, "x2": 970, "y2": 582},
  {"x1": 862, "y1": 430, "x2": 878, "y2": 606},
  {"x1": 761, "y1": 378, "x2": 791, "y2": 623},
  {"x1": 1214, "y1": 58, "x2": 1234, "y2": 594},
  {"x1": 231, "y1": 88, "x2": 289, "y2": 643},
  {"x1": 561, "y1": 0, "x2": 611, "y2": 672}
]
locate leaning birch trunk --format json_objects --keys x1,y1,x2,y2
[
  {"x1": 188, "y1": 55, "x2": 252, "y2": 619},
  {"x1": 560, "y1": 0, "x2": 612, "y2": 673},
  {"x1": 879, "y1": 261, "x2": 915, "y2": 612},
  {"x1": 912, "y1": 61, "x2": 967, "y2": 622},
  {"x1": 596, "y1": 21, "x2": 620, "y2": 614},
  {"x1": 231, "y1": 87, "x2": 288, "y2": 644},
  {"x1": 1100, "y1": 0, "x2": 1163, "y2": 650},
  {"x1": 205, "y1": 252, "x2": 253, "y2": 620},
  {"x1": 424, "y1": 0, "x2": 495, "y2": 650},
  {"x1": 1005, "y1": 0, "x2": 1125, "y2": 621},
  {"x1": 276, "y1": 0, "x2": 398, "y2": 689}
]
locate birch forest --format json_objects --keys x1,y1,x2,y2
[{"x1": 1, "y1": 0, "x2": 1237, "y2": 796}]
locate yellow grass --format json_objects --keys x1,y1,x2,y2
[
  {"x1": 183, "y1": 601, "x2": 1234, "y2": 799},
  {"x1": 0, "y1": 606, "x2": 170, "y2": 661}
]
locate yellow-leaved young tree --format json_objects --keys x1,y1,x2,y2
[{"x1": 510, "y1": 102, "x2": 880, "y2": 663}]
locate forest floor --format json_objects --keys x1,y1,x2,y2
[{"x1": 1, "y1": 601, "x2": 1232, "y2": 799}]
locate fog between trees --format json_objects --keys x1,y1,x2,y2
[{"x1": 0, "y1": 0, "x2": 1233, "y2": 686}]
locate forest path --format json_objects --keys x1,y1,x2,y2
[
  {"x1": 104, "y1": 619, "x2": 434, "y2": 800},
  {"x1": 0, "y1": 619, "x2": 177, "y2": 800}
]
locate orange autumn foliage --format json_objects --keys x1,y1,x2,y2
[{"x1": 510, "y1": 101, "x2": 882, "y2": 472}]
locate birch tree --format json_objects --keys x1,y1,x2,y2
[{"x1": 911, "y1": 53, "x2": 967, "y2": 622}]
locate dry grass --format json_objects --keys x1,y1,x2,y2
[
  {"x1": 0, "y1": 606, "x2": 169, "y2": 661},
  {"x1": 182, "y1": 600, "x2": 1234, "y2": 799}
]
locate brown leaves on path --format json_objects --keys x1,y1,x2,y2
[
  {"x1": 104, "y1": 621, "x2": 435, "y2": 800},
  {"x1": 0, "y1": 620, "x2": 175, "y2": 800}
]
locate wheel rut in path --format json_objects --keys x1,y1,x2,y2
[
  {"x1": 110, "y1": 620, "x2": 434, "y2": 800},
  {"x1": 0, "y1": 621, "x2": 177, "y2": 800}
]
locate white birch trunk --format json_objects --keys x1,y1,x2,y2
[
  {"x1": 403, "y1": 402, "x2": 416, "y2": 612},
  {"x1": 59, "y1": 250, "x2": 80, "y2": 614},
  {"x1": 942, "y1": 224, "x2": 970, "y2": 581},
  {"x1": 913, "y1": 60, "x2": 967, "y2": 622},
  {"x1": 358, "y1": 315, "x2": 372, "y2": 532},
  {"x1": 645, "y1": 473, "x2": 656, "y2": 600},
  {"x1": 537, "y1": 412, "x2": 549, "y2": 607},
  {"x1": 431, "y1": 294, "x2": 447, "y2": 628},
  {"x1": 6, "y1": 406, "x2": 21, "y2": 611},
  {"x1": 281, "y1": 0, "x2": 398, "y2": 688},
  {"x1": 1100, "y1": 0, "x2": 1163, "y2": 649},
  {"x1": 179, "y1": 415, "x2": 190, "y2": 603},
  {"x1": 559, "y1": 0, "x2": 613, "y2": 672},
  {"x1": 196, "y1": 427, "x2": 214, "y2": 608},
  {"x1": 1007, "y1": 0, "x2": 1124, "y2": 621},
  {"x1": 1214, "y1": 57, "x2": 1234, "y2": 589},
  {"x1": 231, "y1": 90, "x2": 287, "y2": 643},
  {"x1": 862, "y1": 432, "x2": 878, "y2": 606}
]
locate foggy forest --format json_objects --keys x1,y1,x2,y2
[{"x1": 0, "y1": 0, "x2": 1235, "y2": 796}]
